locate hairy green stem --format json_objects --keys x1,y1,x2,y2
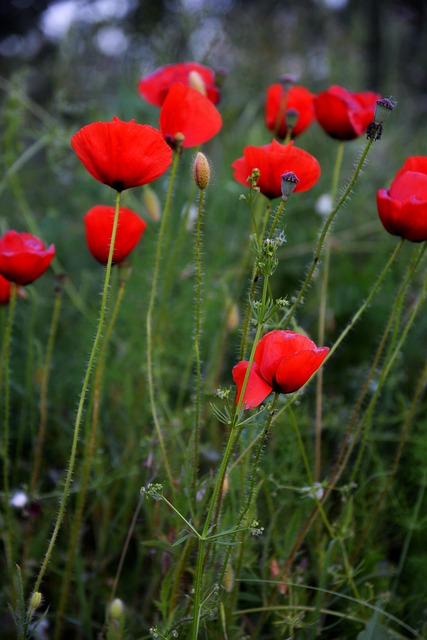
[
  {"x1": 29, "y1": 189, "x2": 122, "y2": 603},
  {"x1": 54, "y1": 268, "x2": 129, "y2": 640},
  {"x1": 191, "y1": 274, "x2": 271, "y2": 638},
  {"x1": 315, "y1": 139, "x2": 344, "y2": 481},
  {"x1": 284, "y1": 136, "x2": 375, "y2": 328},
  {"x1": 2, "y1": 283, "x2": 17, "y2": 584},
  {"x1": 192, "y1": 186, "x2": 205, "y2": 509},
  {"x1": 145, "y1": 150, "x2": 180, "y2": 496},
  {"x1": 30, "y1": 284, "x2": 63, "y2": 493}
]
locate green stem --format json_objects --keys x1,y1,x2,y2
[
  {"x1": 284, "y1": 136, "x2": 375, "y2": 328},
  {"x1": 354, "y1": 352, "x2": 427, "y2": 560},
  {"x1": 145, "y1": 150, "x2": 180, "y2": 496},
  {"x1": 267, "y1": 199, "x2": 285, "y2": 239},
  {"x1": 222, "y1": 394, "x2": 280, "y2": 623},
  {"x1": 54, "y1": 268, "x2": 129, "y2": 640},
  {"x1": 29, "y1": 189, "x2": 122, "y2": 602},
  {"x1": 192, "y1": 186, "x2": 205, "y2": 509},
  {"x1": 191, "y1": 273, "x2": 271, "y2": 638},
  {"x1": 30, "y1": 284, "x2": 63, "y2": 493},
  {"x1": 252, "y1": 238, "x2": 405, "y2": 633},
  {"x1": 2, "y1": 282, "x2": 17, "y2": 584},
  {"x1": 315, "y1": 140, "x2": 344, "y2": 481}
]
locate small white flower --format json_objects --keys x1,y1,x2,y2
[
  {"x1": 315, "y1": 193, "x2": 333, "y2": 216},
  {"x1": 10, "y1": 490, "x2": 28, "y2": 509},
  {"x1": 300, "y1": 483, "x2": 324, "y2": 501}
]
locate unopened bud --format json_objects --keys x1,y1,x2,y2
[
  {"x1": 374, "y1": 97, "x2": 397, "y2": 124},
  {"x1": 189, "y1": 70, "x2": 207, "y2": 96},
  {"x1": 223, "y1": 562, "x2": 235, "y2": 592},
  {"x1": 110, "y1": 598, "x2": 125, "y2": 621},
  {"x1": 286, "y1": 108, "x2": 299, "y2": 130},
  {"x1": 226, "y1": 302, "x2": 239, "y2": 331},
  {"x1": 29, "y1": 591, "x2": 43, "y2": 612},
  {"x1": 193, "y1": 152, "x2": 210, "y2": 190},
  {"x1": 173, "y1": 132, "x2": 185, "y2": 151},
  {"x1": 221, "y1": 474, "x2": 230, "y2": 495},
  {"x1": 143, "y1": 185, "x2": 161, "y2": 222},
  {"x1": 279, "y1": 73, "x2": 298, "y2": 91},
  {"x1": 165, "y1": 132, "x2": 186, "y2": 152},
  {"x1": 281, "y1": 172, "x2": 299, "y2": 201}
]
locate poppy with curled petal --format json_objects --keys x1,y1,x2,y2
[
  {"x1": 71, "y1": 117, "x2": 173, "y2": 191},
  {"x1": 377, "y1": 156, "x2": 427, "y2": 242},
  {"x1": 232, "y1": 330, "x2": 330, "y2": 410},
  {"x1": 314, "y1": 85, "x2": 380, "y2": 140},
  {"x1": 138, "y1": 61, "x2": 220, "y2": 106},
  {"x1": 0, "y1": 273, "x2": 12, "y2": 304},
  {"x1": 232, "y1": 140, "x2": 320, "y2": 199},
  {"x1": 159, "y1": 83, "x2": 222, "y2": 149},
  {"x1": 265, "y1": 84, "x2": 315, "y2": 139},
  {"x1": 84, "y1": 205, "x2": 147, "y2": 265},
  {"x1": 0, "y1": 231, "x2": 55, "y2": 286}
]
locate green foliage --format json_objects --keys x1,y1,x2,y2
[{"x1": 1, "y1": 7, "x2": 427, "y2": 639}]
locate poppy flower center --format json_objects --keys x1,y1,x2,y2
[{"x1": 112, "y1": 180, "x2": 125, "y2": 192}]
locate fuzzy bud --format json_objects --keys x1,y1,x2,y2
[
  {"x1": 223, "y1": 562, "x2": 235, "y2": 592},
  {"x1": 226, "y1": 302, "x2": 239, "y2": 331},
  {"x1": 193, "y1": 152, "x2": 210, "y2": 190},
  {"x1": 29, "y1": 591, "x2": 43, "y2": 612},
  {"x1": 109, "y1": 598, "x2": 125, "y2": 621},
  {"x1": 221, "y1": 474, "x2": 230, "y2": 495},
  {"x1": 143, "y1": 185, "x2": 161, "y2": 222},
  {"x1": 286, "y1": 108, "x2": 299, "y2": 130},
  {"x1": 188, "y1": 70, "x2": 207, "y2": 96},
  {"x1": 279, "y1": 73, "x2": 298, "y2": 91},
  {"x1": 281, "y1": 171, "x2": 299, "y2": 201}
]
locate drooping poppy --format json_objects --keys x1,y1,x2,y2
[
  {"x1": 138, "y1": 61, "x2": 220, "y2": 106},
  {"x1": 84, "y1": 205, "x2": 147, "y2": 265},
  {"x1": 377, "y1": 156, "x2": 427, "y2": 242},
  {"x1": 0, "y1": 272, "x2": 12, "y2": 304},
  {"x1": 314, "y1": 86, "x2": 380, "y2": 140},
  {"x1": 159, "y1": 83, "x2": 222, "y2": 149},
  {"x1": 0, "y1": 231, "x2": 55, "y2": 285},
  {"x1": 265, "y1": 84, "x2": 315, "y2": 139},
  {"x1": 71, "y1": 117, "x2": 173, "y2": 191},
  {"x1": 231, "y1": 140, "x2": 320, "y2": 199},
  {"x1": 232, "y1": 330, "x2": 330, "y2": 410}
]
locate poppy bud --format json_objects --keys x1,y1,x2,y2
[
  {"x1": 193, "y1": 152, "x2": 210, "y2": 190},
  {"x1": 223, "y1": 562, "x2": 235, "y2": 592},
  {"x1": 29, "y1": 591, "x2": 43, "y2": 612},
  {"x1": 279, "y1": 73, "x2": 298, "y2": 90},
  {"x1": 281, "y1": 171, "x2": 299, "y2": 201},
  {"x1": 226, "y1": 301, "x2": 239, "y2": 331},
  {"x1": 286, "y1": 108, "x2": 299, "y2": 130},
  {"x1": 109, "y1": 598, "x2": 125, "y2": 621},
  {"x1": 143, "y1": 185, "x2": 161, "y2": 222},
  {"x1": 188, "y1": 70, "x2": 207, "y2": 96}
]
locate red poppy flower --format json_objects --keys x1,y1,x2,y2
[
  {"x1": 231, "y1": 140, "x2": 320, "y2": 199},
  {"x1": 265, "y1": 84, "x2": 315, "y2": 139},
  {"x1": 0, "y1": 273, "x2": 12, "y2": 304},
  {"x1": 0, "y1": 231, "x2": 55, "y2": 285},
  {"x1": 314, "y1": 86, "x2": 380, "y2": 140},
  {"x1": 71, "y1": 117, "x2": 173, "y2": 191},
  {"x1": 159, "y1": 83, "x2": 222, "y2": 148},
  {"x1": 84, "y1": 205, "x2": 147, "y2": 265},
  {"x1": 232, "y1": 330, "x2": 330, "y2": 410},
  {"x1": 138, "y1": 62, "x2": 220, "y2": 106},
  {"x1": 377, "y1": 156, "x2": 427, "y2": 242}
]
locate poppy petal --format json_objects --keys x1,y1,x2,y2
[{"x1": 232, "y1": 360, "x2": 273, "y2": 410}]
